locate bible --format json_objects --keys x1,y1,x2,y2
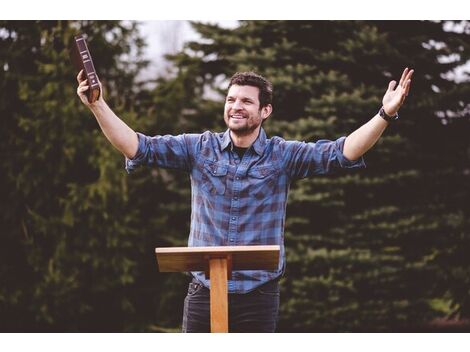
[{"x1": 70, "y1": 34, "x2": 101, "y2": 103}]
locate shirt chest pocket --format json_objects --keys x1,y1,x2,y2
[
  {"x1": 201, "y1": 160, "x2": 229, "y2": 195},
  {"x1": 246, "y1": 166, "x2": 277, "y2": 199}
]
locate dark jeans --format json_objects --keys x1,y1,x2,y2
[{"x1": 182, "y1": 278, "x2": 280, "y2": 333}]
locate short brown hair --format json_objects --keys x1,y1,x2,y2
[{"x1": 228, "y1": 72, "x2": 273, "y2": 108}]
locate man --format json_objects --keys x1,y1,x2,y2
[{"x1": 76, "y1": 68, "x2": 414, "y2": 332}]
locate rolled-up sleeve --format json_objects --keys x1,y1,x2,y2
[
  {"x1": 281, "y1": 136, "x2": 366, "y2": 179},
  {"x1": 125, "y1": 132, "x2": 199, "y2": 173}
]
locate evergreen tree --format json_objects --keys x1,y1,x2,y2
[
  {"x1": 2, "y1": 20, "x2": 469, "y2": 333},
  {"x1": 0, "y1": 20, "x2": 173, "y2": 331},
  {"x1": 153, "y1": 20, "x2": 470, "y2": 331}
]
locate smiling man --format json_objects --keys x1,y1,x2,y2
[
  {"x1": 77, "y1": 69, "x2": 413, "y2": 332},
  {"x1": 224, "y1": 81, "x2": 272, "y2": 143}
]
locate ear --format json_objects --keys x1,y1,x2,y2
[{"x1": 261, "y1": 104, "x2": 273, "y2": 121}]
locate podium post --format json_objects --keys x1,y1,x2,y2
[{"x1": 155, "y1": 245, "x2": 280, "y2": 333}]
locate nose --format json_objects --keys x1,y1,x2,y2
[{"x1": 232, "y1": 98, "x2": 243, "y2": 110}]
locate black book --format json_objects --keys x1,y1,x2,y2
[{"x1": 70, "y1": 34, "x2": 101, "y2": 103}]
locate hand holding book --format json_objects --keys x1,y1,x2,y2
[
  {"x1": 76, "y1": 69, "x2": 103, "y2": 106},
  {"x1": 71, "y1": 34, "x2": 138, "y2": 159},
  {"x1": 71, "y1": 34, "x2": 102, "y2": 105}
]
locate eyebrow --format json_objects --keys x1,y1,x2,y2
[{"x1": 226, "y1": 95, "x2": 255, "y2": 102}]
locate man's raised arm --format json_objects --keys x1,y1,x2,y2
[
  {"x1": 343, "y1": 67, "x2": 414, "y2": 161},
  {"x1": 76, "y1": 70, "x2": 138, "y2": 159}
]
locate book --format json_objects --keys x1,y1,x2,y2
[{"x1": 70, "y1": 34, "x2": 101, "y2": 103}]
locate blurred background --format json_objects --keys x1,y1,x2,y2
[{"x1": 0, "y1": 20, "x2": 469, "y2": 332}]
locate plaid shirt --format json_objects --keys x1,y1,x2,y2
[{"x1": 126, "y1": 128, "x2": 365, "y2": 293}]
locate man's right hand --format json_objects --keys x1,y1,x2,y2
[{"x1": 76, "y1": 69, "x2": 104, "y2": 107}]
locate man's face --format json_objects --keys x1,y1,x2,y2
[{"x1": 224, "y1": 85, "x2": 269, "y2": 136}]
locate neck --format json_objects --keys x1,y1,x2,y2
[{"x1": 230, "y1": 125, "x2": 261, "y2": 148}]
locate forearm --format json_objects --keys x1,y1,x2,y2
[
  {"x1": 343, "y1": 114, "x2": 388, "y2": 161},
  {"x1": 89, "y1": 100, "x2": 138, "y2": 159}
]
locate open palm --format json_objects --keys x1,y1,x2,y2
[{"x1": 382, "y1": 68, "x2": 414, "y2": 116}]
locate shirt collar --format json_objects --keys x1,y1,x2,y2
[{"x1": 220, "y1": 127, "x2": 267, "y2": 156}]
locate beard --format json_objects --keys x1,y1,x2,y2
[{"x1": 225, "y1": 111, "x2": 262, "y2": 137}]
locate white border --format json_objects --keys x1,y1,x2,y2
[
  {"x1": 2, "y1": 1, "x2": 469, "y2": 351},
  {"x1": 2, "y1": 332, "x2": 470, "y2": 352},
  {"x1": 2, "y1": 0, "x2": 470, "y2": 20}
]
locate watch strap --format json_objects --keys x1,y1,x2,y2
[{"x1": 379, "y1": 106, "x2": 399, "y2": 123}]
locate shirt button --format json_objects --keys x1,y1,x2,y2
[
  {"x1": 232, "y1": 217, "x2": 236, "y2": 220},
  {"x1": 229, "y1": 239, "x2": 234, "y2": 242},
  {"x1": 234, "y1": 196, "x2": 238, "y2": 200},
  {"x1": 236, "y1": 176, "x2": 240, "y2": 180}
]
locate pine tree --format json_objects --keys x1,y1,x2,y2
[
  {"x1": 2, "y1": 20, "x2": 468, "y2": 333},
  {"x1": 0, "y1": 20, "x2": 169, "y2": 331},
  {"x1": 153, "y1": 20, "x2": 470, "y2": 331}
]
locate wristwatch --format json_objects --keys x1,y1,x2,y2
[{"x1": 379, "y1": 106, "x2": 399, "y2": 123}]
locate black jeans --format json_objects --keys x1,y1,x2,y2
[{"x1": 182, "y1": 278, "x2": 280, "y2": 333}]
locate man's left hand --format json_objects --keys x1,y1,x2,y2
[{"x1": 382, "y1": 67, "x2": 414, "y2": 116}]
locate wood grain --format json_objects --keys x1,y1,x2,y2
[
  {"x1": 155, "y1": 245, "x2": 280, "y2": 273},
  {"x1": 209, "y1": 258, "x2": 228, "y2": 333},
  {"x1": 155, "y1": 245, "x2": 281, "y2": 333}
]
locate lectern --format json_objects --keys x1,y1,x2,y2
[{"x1": 155, "y1": 245, "x2": 280, "y2": 333}]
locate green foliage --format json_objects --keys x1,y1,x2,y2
[
  {"x1": 153, "y1": 20, "x2": 470, "y2": 331},
  {"x1": 1, "y1": 20, "x2": 469, "y2": 332},
  {"x1": 0, "y1": 20, "x2": 176, "y2": 332}
]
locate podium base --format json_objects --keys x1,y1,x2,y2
[{"x1": 209, "y1": 257, "x2": 228, "y2": 333}]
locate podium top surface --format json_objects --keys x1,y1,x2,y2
[{"x1": 155, "y1": 245, "x2": 280, "y2": 272}]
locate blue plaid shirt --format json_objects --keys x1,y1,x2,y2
[{"x1": 126, "y1": 128, "x2": 365, "y2": 293}]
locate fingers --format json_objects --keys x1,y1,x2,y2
[
  {"x1": 78, "y1": 80, "x2": 89, "y2": 91},
  {"x1": 405, "y1": 69, "x2": 414, "y2": 87},
  {"x1": 402, "y1": 69, "x2": 413, "y2": 95},
  {"x1": 77, "y1": 85, "x2": 89, "y2": 93},
  {"x1": 399, "y1": 67, "x2": 415, "y2": 88},
  {"x1": 407, "y1": 69, "x2": 414, "y2": 80},
  {"x1": 387, "y1": 80, "x2": 397, "y2": 92},
  {"x1": 405, "y1": 78, "x2": 412, "y2": 96},
  {"x1": 78, "y1": 78, "x2": 88, "y2": 88},
  {"x1": 77, "y1": 71, "x2": 89, "y2": 93},
  {"x1": 398, "y1": 67, "x2": 409, "y2": 87},
  {"x1": 77, "y1": 81, "x2": 89, "y2": 98},
  {"x1": 76, "y1": 69, "x2": 85, "y2": 84},
  {"x1": 404, "y1": 69, "x2": 414, "y2": 83}
]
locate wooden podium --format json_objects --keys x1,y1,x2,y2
[{"x1": 155, "y1": 245, "x2": 280, "y2": 333}]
